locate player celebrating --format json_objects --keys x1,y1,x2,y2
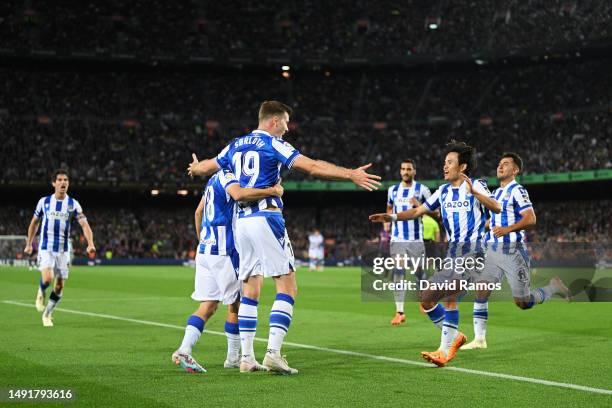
[
  {"x1": 462, "y1": 153, "x2": 570, "y2": 350},
  {"x1": 308, "y1": 228, "x2": 324, "y2": 272},
  {"x1": 172, "y1": 169, "x2": 284, "y2": 373},
  {"x1": 370, "y1": 141, "x2": 501, "y2": 367},
  {"x1": 386, "y1": 159, "x2": 431, "y2": 326},
  {"x1": 23, "y1": 169, "x2": 95, "y2": 327},
  {"x1": 189, "y1": 100, "x2": 380, "y2": 374}
]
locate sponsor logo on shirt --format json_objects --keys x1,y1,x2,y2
[
  {"x1": 46, "y1": 211, "x2": 70, "y2": 220},
  {"x1": 443, "y1": 200, "x2": 471, "y2": 211}
]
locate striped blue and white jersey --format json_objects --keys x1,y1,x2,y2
[
  {"x1": 387, "y1": 182, "x2": 431, "y2": 242},
  {"x1": 34, "y1": 194, "x2": 84, "y2": 253},
  {"x1": 485, "y1": 180, "x2": 533, "y2": 243},
  {"x1": 198, "y1": 169, "x2": 239, "y2": 258},
  {"x1": 424, "y1": 179, "x2": 491, "y2": 244},
  {"x1": 216, "y1": 129, "x2": 300, "y2": 217}
]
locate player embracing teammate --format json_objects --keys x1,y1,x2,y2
[{"x1": 186, "y1": 101, "x2": 380, "y2": 374}]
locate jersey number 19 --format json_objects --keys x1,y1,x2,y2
[{"x1": 232, "y1": 151, "x2": 260, "y2": 187}]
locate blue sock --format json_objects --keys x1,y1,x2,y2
[
  {"x1": 425, "y1": 303, "x2": 445, "y2": 329},
  {"x1": 225, "y1": 321, "x2": 239, "y2": 335},
  {"x1": 529, "y1": 287, "x2": 547, "y2": 308},
  {"x1": 39, "y1": 278, "x2": 49, "y2": 293},
  {"x1": 179, "y1": 315, "x2": 205, "y2": 354},
  {"x1": 238, "y1": 297, "x2": 259, "y2": 360},
  {"x1": 267, "y1": 293, "x2": 295, "y2": 353}
]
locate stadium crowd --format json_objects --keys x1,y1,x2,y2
[
  {"x1": 1, "y1": 1, "x2": 610, "y2": 263},
  {"x1": 1, "y1": 200, "x2": 609, "y2": 262},
  {"x1": 1, "y1": 58, "x2": 611, "y2": 184},
  {"x1": 1, "y1": 0, "x2": 611, "y2": 57}
]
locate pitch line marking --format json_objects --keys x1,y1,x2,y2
[
  {"x1": 4, "y1": 297, "x2": 183, "y2": 302},
  {"x1": 3, "y1": 300, "x2": 612, "y2": 396}
]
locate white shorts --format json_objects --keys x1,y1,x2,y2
[
  {"x1": 235, "y1": 213, "x2": 296, "y2": 281},
  {"x1": 192, "y1": 253, "x2": 240, "y2": 305},
  {"x1": 38, "y1": 251, "x2": 70, "y2": 279},
  {"x1": 390, "y1": 241, "x2": 426, "y2": 276},
  {"x1": 476, "y1": 245, "x2": 531, "y2": 298},
  {"x1": 390, "y1": 241, "x2": 426, "y2": 258},
  {"x1": 427, "y1": 243, "x2": 485, "y2": 285},
  {"x1": 308, "y1": 249, "x2": 324, "y2": 260}
]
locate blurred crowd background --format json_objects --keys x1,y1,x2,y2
[{"x1": 1, "y1": 0, "x2": 610, "y2": 262}]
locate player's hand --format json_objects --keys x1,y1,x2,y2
[
  {"x1": 460, "y1": 173, "x2": 473, "y2": 193},
  {"x1": 383, "y1": 222, "x2": 391, "y2": 233},
  {"x1": 492, "y1": 226, "x2": 511, "y2": 238},
  {"x1": 350, "y1": 163, "x2": 382, "y2": 191},
  {"x1": 187, "y1": 153, "x2": 200, "y2": 178},
  {"x1": 409, "y1": 197, "x2": 420, "y2": 207},
  {"x1": 369, "y1": 213, "x2": 392, "y2": 223},
  {"x1": 272, "y1": 178, "x2": 284, "y2": 197},
  {"x1": 86, "y1": 244, "x2": 96, "y2": 254},
  {"x1": 24, "y1": 244, "x2": 33, "y2": 255}
]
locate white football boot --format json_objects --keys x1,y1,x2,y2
[
  {"x1": 239, "y1": 357, "x2": 269, "y2": 373},
  {"x1": 42, "y1": 313, "x2": 54, "y2": 327},
  {"x1": 223, "y1": 357, "x2": 240, "y2": 369},
  {"x1": 35, "y1": 288, "x2": 46, "y2": 312},
  {"x1": 461, "y1": 337, "x2": 487, "y2": 350},
  {"x1": 262, "y1": 352, "x2": 298, "y2": 375},
  {"x1": 550, "y1": 276, "x2": 571, "y2": 300}
]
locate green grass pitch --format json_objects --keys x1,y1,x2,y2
[{"x1": 1, "y1": 265, "x2": 611, "y2": 407}]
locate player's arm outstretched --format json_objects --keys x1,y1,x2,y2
[
  {"x1": 188, "y1": 154, "x2": 220, "y2": 178},
  {"x1": 77, "y1": 216, "x2": 96, "y2": 254},
  {"x1": 226, "y1": 180, "x2": 284, "y2": 202},
  {"x1": 23, "y1": 216, "x2": 40, "y2": 255},
  {"x1": 369, "y1": 204, "x2": 428, "y2": 223},
  {"x1": 292, "y1": 156, "x2": 381, "y2": 191},
  {"x1": 460, "y1": 174, "x2": 501, "y2": 214}
]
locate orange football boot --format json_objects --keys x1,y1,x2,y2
[
  {"x1": 421, "y1": 332, "x2": 466, "y2": 367},
  {"x1": 446, "y1": 332, "x2": 467, "y2": 361},
  {"x1": 390, "y1": 312, "x2": 406, "y2": 325},
  {"x1": 421, "y1": 350, "x2": 448, "y2": 367}
]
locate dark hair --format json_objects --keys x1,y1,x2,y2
[
  {"x1": 52, "y1": 168, "x2": 69, "y2": 182},
  {"x1": 258, "y1": 100, "x2": 293, "y2": 121},
  {"x1": 502, "y1": 152, "x2": 523, "y2": 174},
  {"x1": 445, "y1": 140, "x2": 477, "y2": 176},
  {"x1": 401, "y1": 159, "x2": 416, "y2": 168}
]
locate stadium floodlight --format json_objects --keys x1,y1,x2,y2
[
  {"x1": 177, "y1": 189, "x2": 188, "y2": 196},
  {"x1": 475, "y1": 59, "x2": 486, "y2": 65},
  {"x1": 151, "y1": 189, "x2": 160, "y2": 196},
  {"x1": 281, "y1": 65, "x2": 290, "y2": 71},
  {"x1": 425, "y1": 16, "x2": 441, "y2": 30}
]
